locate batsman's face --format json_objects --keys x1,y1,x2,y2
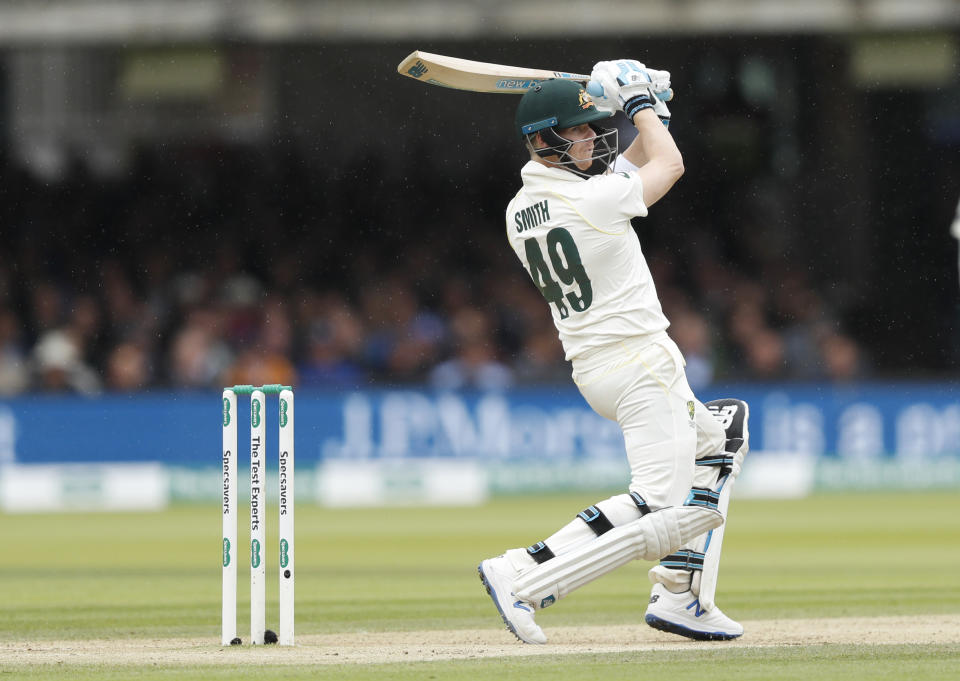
[
  {"x1": 556, "y1": 124, "x2": 596, "y2": 170},
  {"x1": 537, "y1": 124, "x2": 597, "y2": 170}
]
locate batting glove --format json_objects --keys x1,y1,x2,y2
[
  {"x1": 585, "y1": 69, "x2": 624, "y2": 114},
  {"x1": 729, "y1": 448, "x2": 745, "y2": 480},
  {"x1": 589, "y1": 60, "x2": 673, "y2": 120},
  {"x1": 651, "y1": 93, "x2": 671, "y2": 128}
]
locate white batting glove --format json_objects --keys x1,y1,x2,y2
[
  {"x1": 725, "y1": 432, "x2": 749, "y2": 480},
  {"x1": 728, "y1": 448, "x2": 745, "y2": 480},
  {"x1": 589, "y1": 60, "x2": 673, "y2": 121},
  {"x1": 584, "y1": 69, "x2": 623, "y2": 114},
  {"x1": 646, "y1": 69, "x2": 674, "y2": 126},
  {"x1": 644, "y1": 68, "x2": 673, "y2": 100},
  {"x1": 651, "y1": 93, "x2": 671, "y2": 127},
  {"x1": 590, "y1": 60, "x2": 652, "y2": 118}
]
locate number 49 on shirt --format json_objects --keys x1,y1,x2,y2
[{"x1": 524, "y1": 227, "x2": 593, "y2": 319}]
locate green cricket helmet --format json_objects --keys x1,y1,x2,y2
[{"x1": 515, "y1": 79, "x2": 618, "y2": 178}]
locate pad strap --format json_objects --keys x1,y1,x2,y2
[
  {"x1": 526, "y1": 541, "x2": 555, "y2": 565},
  {"x1": 578, "y1": 505, "x2": 615, "y2": 537},
  {"x1": 630, "y1": 491, "x2": 651, "y2": 516},
  {"x1": 660, "y1": 549, "x2": 703, "y2": 570},
  {"x1": 659, "y1": 549, "x2": 705, "y2": 572},
  {"x1": 698, "y1": 438, "x2": 744, "y2": 472},
  {"x1": 685, "y1": 487, "x2": 720, "y2": 511},
  {"x1": 697, "y1": 454, "x2": 734, "y2": 468},
  {"x1": 513, "y1": 506, "x2": 723, "y2": 609}
]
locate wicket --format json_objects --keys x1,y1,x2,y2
[{"x1": 222, "y1": 384, "x2": 295, "y2": 646}]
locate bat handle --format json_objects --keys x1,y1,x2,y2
[{"x1": 585, "y1": 80, "x2": 673, "y2": 102}]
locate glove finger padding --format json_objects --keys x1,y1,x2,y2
[
  {"x1": 643, "y1": 68, "x2": 672, "y2": 97},
  {"x1": 652, "y1": 96, "x2": 671, "y2": 127},
  {"x1": 585, "y1": 74, "x2": 621, "y2": 114},
  {"x1": 590, "y1": 60, "x2": 674, "y2": 121},
  {"x1": 592, "y1": 60, "x2": 651, "y2": 101}
]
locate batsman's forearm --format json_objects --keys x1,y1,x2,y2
[
  {"x1": 623, "y1": 109, "x2": 682, "y2": 172},
  {"x1": 624, "y1": 109, "x2": 683, "y2": 206}
]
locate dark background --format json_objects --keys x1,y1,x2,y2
[{"x1": 0, "y1": 34, "x2": 958, "y2": 394}]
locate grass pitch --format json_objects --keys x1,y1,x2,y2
[{"x1": 1, "y1": 490, "x2": 958, "y2": 679}]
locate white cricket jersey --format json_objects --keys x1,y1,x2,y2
[{"x1": 505, "y1": 158, "x2": 669, "y2": 361}]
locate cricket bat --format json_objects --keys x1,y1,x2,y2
[
  {"x1": 396, "y1": 50, "x2": 590, "y2": 94},
  {"x1": 696, "y1": 472, "x2": 734, "y2": 612}
]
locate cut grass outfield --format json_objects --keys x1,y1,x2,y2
[
  {"x1": 6, "y1": 646, "x2": 960, "y2": 681},
  {"x1": 1, "y1": 491, "x2": 958, "y2": 679}
]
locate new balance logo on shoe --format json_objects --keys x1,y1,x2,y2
[
  {"x1": 685, "y1": 599, "x2": 707, "y2": 617},
  {"x1": 513, "y1": 600, "x2": 532, "y2": 613},
  {"x1": 644, "y1": 583, "x2": 743, "y2": 640}
]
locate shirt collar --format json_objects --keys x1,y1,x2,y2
[{"x1": 520, "y1": 160, "x2": 584, "y2": 184}]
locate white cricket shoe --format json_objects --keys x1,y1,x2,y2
[
  {"x1": 478, "y1": 555, "x2": 547, "y2": 644},
  {"x1": 644, "y1": 582, "x2": 743, "y2": 640}
]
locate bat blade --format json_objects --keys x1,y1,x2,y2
[{"x1": 397, "y1": 50, "x2": 589, "y2": 94}]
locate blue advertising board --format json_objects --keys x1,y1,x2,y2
[{"x1": 1, "y1": 384, "x2": 958, "y2": 492}]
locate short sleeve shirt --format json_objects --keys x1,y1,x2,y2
[{"x1": 505, "y1": 160, "x2": 669, "y2": 361}]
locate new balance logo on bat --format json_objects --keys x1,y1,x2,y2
[
  {"x1": 496, "y1": 79, "x2": 541, "y2": 90},
  {"x1": 407, "y1": 61, "x2": 428, "y2": 78}
]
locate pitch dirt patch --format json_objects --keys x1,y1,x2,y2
[{"x1": 3, "y1": 614, "x2": 959, "y2": 667}]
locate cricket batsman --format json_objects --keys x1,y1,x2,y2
[{"x1": 478, "y1": 60, "x2": 750, "y2": 644}]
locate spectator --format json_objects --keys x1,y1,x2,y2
[
  {"x1": 298, "y1": 292, "x2": 367, "y2": 388},
  {"x1": 0, "y1": 308, "x2": 28, "y2": 395},
  {"x1": 31, "y1": 328, "x2": 101, "y2": 394},
  {"x1": 106, "y1": 341, "x2": 152, "y2": 392},
  {"x1": 742, "y1": 328, "x2": 787, "y2": 379},
  {"x1": 168, "y1": 309, "x2": 233, "y2": 388},
  {"x1": 513, "y1": 327, "x2": 569, "y2": 385},
  {"x1": 359, "y1": 279, "x2": 445, "y2": 382},
  {"x1": 0, "y1": 141, "x2": 886, "y2": 391},
  {"x1": 430, "y1": 308, "x2": 513, "y2": 390},
  {"x1": 820, "y1": 332, "x2": 865, "y2": 382},
  {"x1": 668, "y1": 306, "x2": 715, "y2": 392},
  {"x1": 222, "y1": 296, "x2": 298, "y2": 388}
]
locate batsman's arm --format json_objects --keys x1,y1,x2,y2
[{"x1": 622, "y1": 108, "x2": 684, "y2": 208}]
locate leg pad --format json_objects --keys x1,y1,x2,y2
[{"x1": 514, "y1": 506, "x2": 722, "y2": 609}]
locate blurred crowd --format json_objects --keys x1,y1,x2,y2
[{"x1": 0, "y1": 143, "x2": 867, "y2": 396}]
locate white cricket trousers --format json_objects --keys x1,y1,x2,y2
[{"x1": 572, "y1": 332, "x2": 720, "y2": 510}]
